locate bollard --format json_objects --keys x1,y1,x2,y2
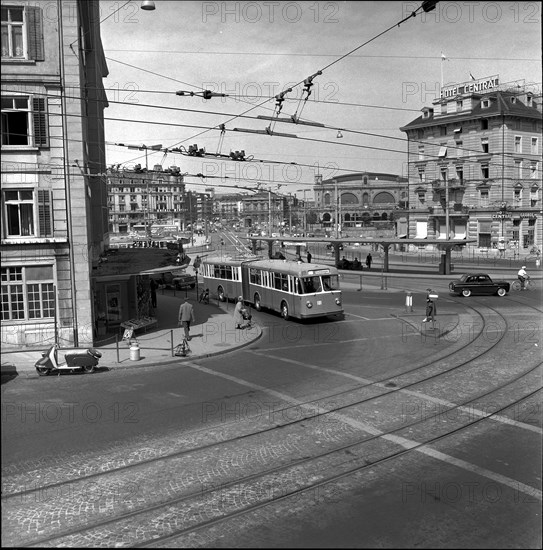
[
  {"x1": 129, "y1": 341, "x2": 140, "y2": 361},
  {"x1": 405, "y1": 291, "x2": 413, "y2": 312}
]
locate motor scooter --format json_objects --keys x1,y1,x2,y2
[{"x1": 35, "y1": 343, "x2": 102, "y2": 376}]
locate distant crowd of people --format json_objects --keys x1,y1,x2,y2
[{"x1": 337, "y1": 253, "x2": 373, "y2": 271}]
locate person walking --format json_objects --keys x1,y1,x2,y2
[
  {"x1": 423, "y1": 288, "x2": 437, "y2": 322},
  {"x1": 306, "y1": 250, "x2": 312, "y2": 263},
  {"x1": 178, "y1": 297, "x2": 195, "y2": 340},
  {"x1": 366, "y1": 253, "x2": 373, "y2": 270},
  {"x1": 517, "y1": 265, "x2": 528, "y2": 290}
]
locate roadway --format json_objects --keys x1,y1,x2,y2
[{"x1": 1, "y1": 242, "x2": 541, "y2": 548}]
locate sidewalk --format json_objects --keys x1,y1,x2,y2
[{"x1": 0, "y1": 291, "x2": 262, "y2": 378}]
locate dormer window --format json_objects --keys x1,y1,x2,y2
[
  {"x1": 482, "y1": 99, "x2": 490, "y2": 108},
  {"x1": 510, "y1": 96, "x2": 517, "y2": 104},
  {"x1": 422, "y1": 107, "x2": 433, "y2": 119},
  {"x1": 527, "y1": 95, "x2": 533, "y2": 107}
]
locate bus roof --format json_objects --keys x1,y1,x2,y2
[
  {"x1": 242, "y1": 259, "x2": 338, "y2": 276},
  {"x1": 202, "y1": 254, "x2": 262, "y2": 265},
  {"x1": 201, "y1": 256, "x2": 338, "y2": 276}
]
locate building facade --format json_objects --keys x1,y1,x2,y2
[
  {"x1": 1, "y1": 1, "x2": 109, "y2": 347},
  {"x1": 107, "y1": 166, "x2": 186, "y2": 234},
  {"x1": 313, "y1": 172, "x2": 408, "y2": 233},
  {"x1": 242, "y1": 191, "x2": 288, "y2": 230},
  {"x1": 213, "y1": 192, "x2": 245, "y2": 222},
  {"x1": 400, "y1": 76, "x2": 542, "y2": 250}
]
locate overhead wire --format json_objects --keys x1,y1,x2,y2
[{"x1": 4, "y1": 85, "x2": 540, "y2": 167}]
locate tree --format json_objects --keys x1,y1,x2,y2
[{"x1": 306, "y1": 210, "x2": 319, "y2": 225}]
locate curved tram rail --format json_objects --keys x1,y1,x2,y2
[{"x1": 2, "y1": 301, "x2": 541, "y2": 547}]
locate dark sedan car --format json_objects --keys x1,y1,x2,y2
[
  {"x1": 449, "y1": 273, "x2": 510, "y2": 297},
  {"x1": 155, "y1": 271, "x2": 196, "y2": 290}
]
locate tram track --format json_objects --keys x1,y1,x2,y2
[
  {"x1": 0, "y1": 296, "x2": 519, "y2": 493},
  {"x1": 2, "y1": 299, "x2": 541, "y2": 547}
]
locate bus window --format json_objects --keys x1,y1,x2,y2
[
  {"x1": 273, "y1": 272, "x2": 288, "y2": 290},
  {"x1": 250, "y1": 268, "x2": 261, "y2": 285},
  {"x1": 322, "y1": 275, "x2": 339, "y2": 290},
  {"x1": 301, "y1": 276, "x2": 321, "y2": 293}
]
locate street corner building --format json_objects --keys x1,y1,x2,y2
[
  {"x1": 1, "y1": 1, "x2": 109, "y2": 348},
  {"x1": 400, "y1": 75, "x2": 542, "y2": 252}
]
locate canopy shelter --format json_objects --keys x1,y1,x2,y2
[{"x1": 247, "y1": 237, "x2": 476, "y2": 275}]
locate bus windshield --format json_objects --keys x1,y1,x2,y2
[{"x1": 300, "y1": 274, "x2": 339, "y2": 293}]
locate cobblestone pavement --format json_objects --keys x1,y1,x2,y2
[
  {"x1": 2, "y1": 278, "x2": 541, "y2": 547},
  {"x1": 3, "y1": 308, "x2": 541, "y2": 547}
]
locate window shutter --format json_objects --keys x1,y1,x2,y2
[
  {"x1": 32, "y1": 97, "x2": 49, "y2": 147},
  {"x1": 38, "y1": 190, "x2": 53, "y2": 237},
  {"x1": 26, "y1": 6, "x2": 44, "y2": 61},
  {"x1": 479, "y1": 221, "x2": 491, "y2": 233}
]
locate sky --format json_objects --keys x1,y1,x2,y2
[{"x1": 99, "y1": 1, "x2": 542, "y2": 198}]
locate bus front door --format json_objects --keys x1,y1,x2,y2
[{"x1": 241, "y1": 266, "x2": 250, "y2": 301}]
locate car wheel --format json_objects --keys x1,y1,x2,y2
[
  {"x1": 254, "y1": 293, "x2": 262, "y2": 311},
  {"x1": 83, "y1": 364, "x2": 95, "y2": 374},
  {"x1": 217, "y1": 286, "x2": 225, "y2": 302},
  {"x1": 36, "y1": 366, "x2": 50, "y2": 376},
  {"x1": 462, "y1": 289, "x2": 471, "y2": 297},
  {"x1": 497, "y1": 287, "x2": 507, "y2": 297},
  {"x1": 280, "y1": 301, "x2": 289, "y2": 320}
]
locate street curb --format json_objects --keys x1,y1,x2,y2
[
  {"x1": 0, "y1": 325, "x2": 263, "y2": 378},
  {"x1": 105, "y1": 324, "x2": 263, "y2": 370}
]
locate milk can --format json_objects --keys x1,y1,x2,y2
[{"x1": 129, "y1": 341, "x2": 140, "y2": 361}]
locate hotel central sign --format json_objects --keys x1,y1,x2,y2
[{"x1": 441, "y1": 75, "x2": 499, "y2": 99}]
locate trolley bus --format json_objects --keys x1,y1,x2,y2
[{"x1": 201, "y1": 255, "x2": 343, "y2": 320}]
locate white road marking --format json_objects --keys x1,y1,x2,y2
[
  {"x1": 249, "y1": 352, "x2": 543, "y2": 436},
  {"x1": 182, "y1": 360, "x2": 542, "y2": 501}
]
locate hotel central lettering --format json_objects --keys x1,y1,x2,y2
[{"x1": 441, "y1": 76, "x2": 499, "y2": 99}]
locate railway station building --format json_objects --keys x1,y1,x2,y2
[{"x1": 313, "y1": 172, "x2": 408, "y2": 236}]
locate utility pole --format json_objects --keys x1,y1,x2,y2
[
  {"x1": 288, "y1": 193, "x2": 292, "y2": 232},
  {"x1": 297, "y1": 189, "x2": 308, "y2": 233},
  {"x1": 268, "y1": 189, "x2": 272, "y2": 236},
  {"x1": 334, "y1": 179, "x2": 339, "y2": 238},
  {"x1": 445, "y1": 174, "x2": 450, "y2": 241},
  {"x1": 127, "y1": 143, "x2": 162, "y2": 246}
]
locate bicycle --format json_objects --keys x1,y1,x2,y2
[{"x1": 511, "y1": 277, "x2": 536, "y2": 291}]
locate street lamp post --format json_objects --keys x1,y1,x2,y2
[{"x1": 297, "y1": 188, "x2": 308, "y2": 234}]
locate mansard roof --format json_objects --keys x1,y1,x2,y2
[
  {"x1": 320, "y1": 172, "x2": 407, "y2": 184},
  {"x1": 400, "y1": 91, "x2": 541, "y2": 132}
]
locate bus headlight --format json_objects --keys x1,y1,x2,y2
[
  {"x1": 306, "y1": 301, "x2": 313, "y2": 308},
  {"x1": 335, "y1": 298, "x2": 341, "y2": 305}
]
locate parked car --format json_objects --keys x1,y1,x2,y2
[
  {"x1": 155, "y1": 271, "x2": 196, "y2": 290},
  {"x1": 449, "y1": 273, "x2": 510, "y2": 297}
]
